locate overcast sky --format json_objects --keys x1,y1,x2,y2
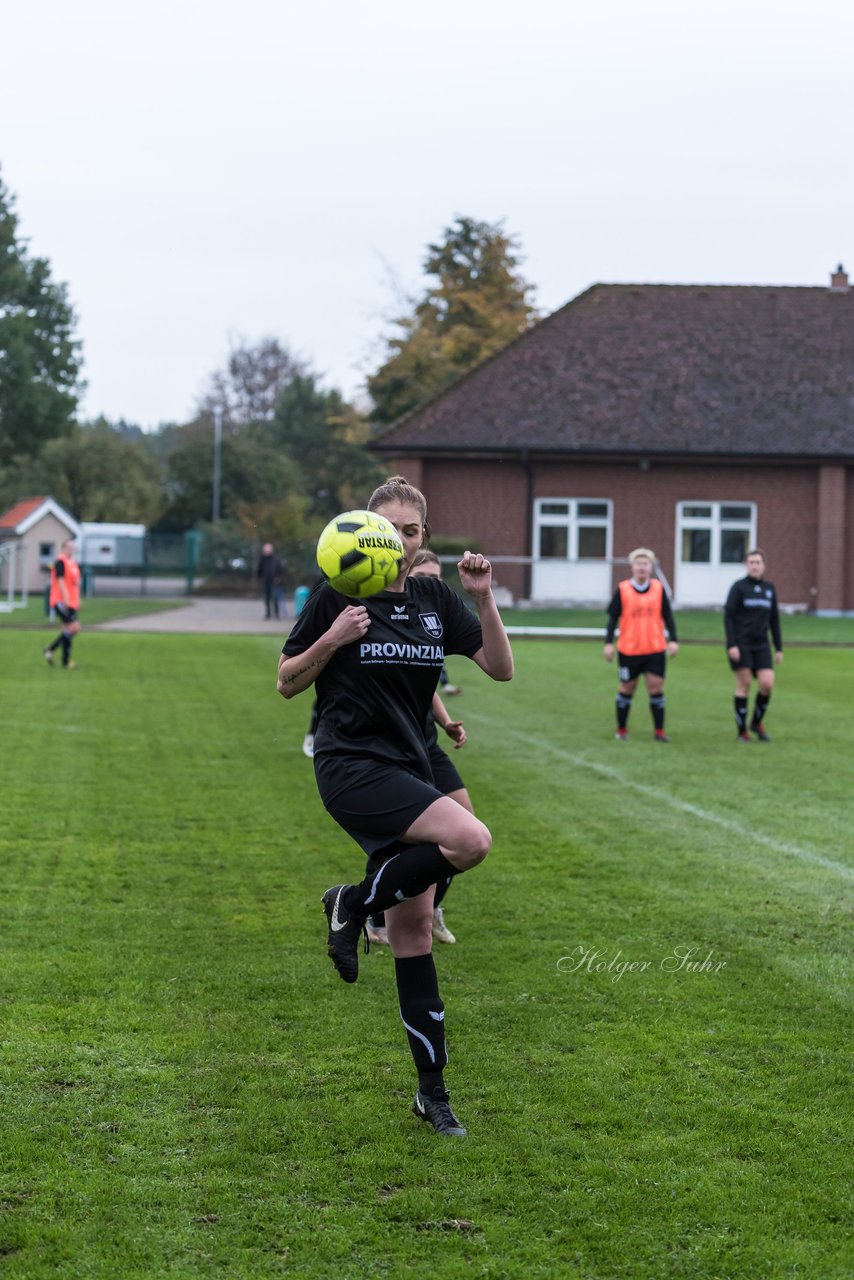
[{"x1": 2, "y1": 0, "x2": 852, "y2": 428}]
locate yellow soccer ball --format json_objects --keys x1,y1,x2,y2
[{"x1": 316, "y1": 510, "x2": 403, "y2": 598}]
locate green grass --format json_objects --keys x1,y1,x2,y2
[
  {"x1": 0, "y1": 596, "x2": 185, "y2": 627},
  {"x1": 498, "y1": 606, "x2": 854, "y2": 645},
  {"x1": 0, "y1": 633, "x2": 850, "y2": 1278}
]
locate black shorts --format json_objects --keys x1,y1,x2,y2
[
  {"x1": 617, "y1": 651, "x2": 666, "y2": 682},
  {"x1": 314, "y1": 753, "x2": 443, "y2": 859},
  {"x1": 54, "y1": 603, "x2": 78, "y2": 624},
  {"x1": 429, "y1": 740, "x2": 465, "y2": 796},
  {"x1": 729, "y1": 643, "x2": 773, "y2": 674}
]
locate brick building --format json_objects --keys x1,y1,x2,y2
[{"x1": 372, "y1": 271, "x2": 854, "y2": 612}]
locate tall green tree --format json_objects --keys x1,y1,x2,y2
[
  {"x1": 4, "y1": 420, "x2": 163, "y2": 524},
  {"x1": 0, "y1": 170, "x2": 83, "y2": 467},
  {"x1": 266, "y1": 373, "x2": 382, "y2": 520},
  {"x1": 154, "y1": 428, "x2": 301, "y2": 532},
  {"x1": 368, "y1": 216, "x2": 538, "y2": 424},
  {"x1": 153, "y1": 350, "x2": 380, "y2": 537}
]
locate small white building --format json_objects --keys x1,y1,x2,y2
[
  {"x1": 80, "y1": 522, "x2": 146, "y2": 569},
  {"x1": 0, "y1": 496, "x2": 81, "y2": 595}
]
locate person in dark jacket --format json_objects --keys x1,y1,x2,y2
[
  {"x1": 724, "y1": 549, "x2": 783, "y2": 742},
  {"x1": 257, "y1": 543, "x2": 287, "y2": 619}
]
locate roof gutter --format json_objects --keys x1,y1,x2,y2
[{"x1": 519, "y1": 448, "x2": 534, "y2": 600}]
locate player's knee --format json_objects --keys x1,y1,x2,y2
[{"x1": 456, "y1": 820, "x2": 492, "y2": 868}]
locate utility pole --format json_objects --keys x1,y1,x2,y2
[{"x1": 212, "y1": 406, "x2": 222, "y2": 522}]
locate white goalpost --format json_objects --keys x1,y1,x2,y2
[{"x1": 0, "y1": 541, "x2": 29, "y2": 612}]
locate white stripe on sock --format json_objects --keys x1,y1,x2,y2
[{"x1": 401, "y1": 1016, "x2": 435, "y2": 1063}]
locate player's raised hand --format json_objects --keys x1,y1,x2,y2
[
  {"x1": 328, "y1": 604, "x2": 371, "y2": 646},
  {"x1": 458, "y1": 551, "x2": 492, "y2": 597}
]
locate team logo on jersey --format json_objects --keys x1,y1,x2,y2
[
  {"x1": 419, "y1": 611, "x2": 444, "y2": 639},
  {"x1": 390, "y1": 604, "x2": 410, "y2": 622}
]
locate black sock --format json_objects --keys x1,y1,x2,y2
[
  {"x1": 433, "y1": 876, "x2": 452, "y2": 909},
  {"x1": 752, "y1": 693, "x2": 770, "y2": 728},
  {"x1": 734, "y1": 696, "x2": 748, "y2": 733},
  {"x1": 649, "y1": 694, "x2": 665, "y2": 731},
  {"x1": 345, "y1": 844, "x2": 456, "y2": 917},
  {"x1": 616, "y1": 692, "x2": 632, "y2": 729},
  {"x1": 395, "y1": 953, "x2": 447, "y2": 1091},
  {"x1": 61, "y1": 635, "x2": 72, "y2": 667},
  {"x1": 49, "y1": 635, "x2": 63, "y2": 652}
]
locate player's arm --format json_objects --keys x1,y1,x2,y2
[
  {"x1": 277, "y1": 605, "x2": 370, "y2": 698},
  {"x1": 432, "y1": 692, "x2": 467, "y2": 748},
  {"x1": 54, "y1": 558, "x2": 70, "y2": 606},
  {"x1": 661, "y1": 590, "x2": 679, "y2": 656},
  {"x1": 769, "y1": 588, "x2": 783, "y2": 658},
  {"x1": 603, "y1": 589, "x2": 621, "y2": 661},
  {"x1": 724, "y1": 583, "x2": 740, "y2": 657},
  {"x1": 459, "y1": 552, "x2": 514, "y2": 681}
]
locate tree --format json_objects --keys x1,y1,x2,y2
[
  {"x1": 266, "y1": 373, "x2": 383, "y2": 520},
  {"x1": 198, "y1": 337, "x2": 306, "y2": 431},
  {"x1": 154, "y1": 350, "x2": 381, "y2": 539},
  {"x1": 154, "y1": 428, "x2": 301, "y2": 532},
  {"x1": 0, "y1": 170, "x2": 83, "y2": 467},
  {"x1": 367, "y1": 216, "x2": 538, "y2": 424},
  {"x1": 8, "y1": 420, "x2": 164, "y2": 524}
]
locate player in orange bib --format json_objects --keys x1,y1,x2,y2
[
  {"x1": 603, "y1": 548, "x2": 678, "y2": 742},
  {"x1": 44, "y1": 538, "x2": 82, "y2": 670}
]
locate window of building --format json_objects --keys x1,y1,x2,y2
[
  {"x1": 39, "y1": 542, "x2": 56, "y2": 566},
  {"x1": 535, "y1": 498, "x2": 612, "y2": 560},
  {"x1": 677, "y1": 501, "x2": 755, "y2": 567}
]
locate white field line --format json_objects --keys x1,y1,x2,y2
[{"x1": 474, "y1": 716, "x2": 854, "y2": 884}]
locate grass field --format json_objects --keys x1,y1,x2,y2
[
  {"x1": 0, "y1": 598, "x2": 185, "y2": 627},
  {"x1": 1, "y1": 630, "x2": 851, "y2": 1278},
  {"x1": 496, "y1": 606, "x2": 854, "y2": 645}
]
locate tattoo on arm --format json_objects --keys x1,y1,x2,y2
[{"x1": 279, "y1": 654, "x2": 328, "y2": 687}]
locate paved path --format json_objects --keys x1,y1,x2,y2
[{"x1": 97, "y1": 597, "x2": 295, "y2": 636}]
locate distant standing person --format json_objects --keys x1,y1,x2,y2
[
  {"x1": 258, "y1": 542, "x2": 287, "y2": 620},
  {"x1": 725, "y1": 549, "x2": 783, "y2": 742},
  {"x1": 604, "y1": 548, "x2": 678, "y2": 742},
  {"x1": 43, "y1": 538, "x2": 82, "y2": 670}
]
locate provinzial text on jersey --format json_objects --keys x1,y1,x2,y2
[{"x1": 360, "y1": 642, "x2": 445, "y2": 661}]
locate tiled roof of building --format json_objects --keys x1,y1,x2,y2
[
  {"x1": 0, "y1": 496, "x2": 50, "y2": 531},
  {"x1": 373, "y1": 283, "x2": 854, "y2": 458}
]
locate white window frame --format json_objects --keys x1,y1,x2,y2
[
  {"x1": 534, "y1": 497, "x2": 613, "y2": 561},
  {"x1": 676, "y1": 500, "x2": 756, "y2": 568}
]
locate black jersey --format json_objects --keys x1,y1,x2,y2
[
  {"x1": 283, "y1": 575, "x2": 483, "y2": 779},
  {"x1": 724, "y1": 576, "x2": 783, "y2": 650}
]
